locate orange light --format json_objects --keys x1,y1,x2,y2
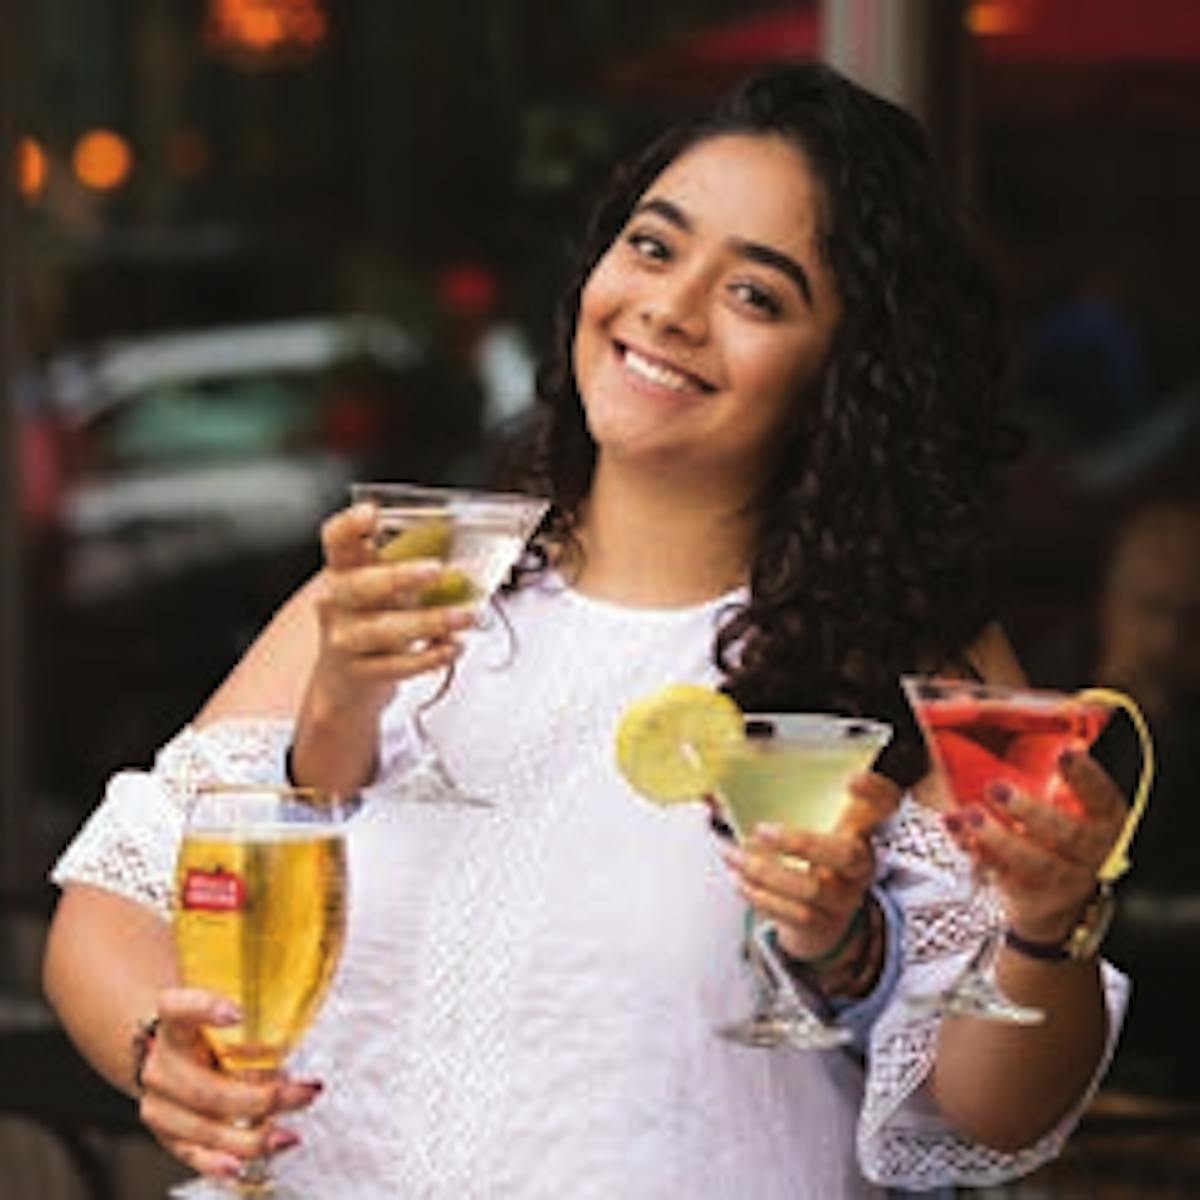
[
  {"x1": 967, "y1": 0, "x2": 1035, "y2": 36},
  {"x1": 16, "y1": 136, "x2": 48, "y2": 201},
  {"x1": 73, "y1": 129, "x2": 133, "y2": 192},
  {"x1": 206, "y1": 0, "x2": 328, "y2": 57}
]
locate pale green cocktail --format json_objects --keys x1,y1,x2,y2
[
  {"x1": 713, "y1": 712, "x2": 892, "y2": 1051},
  {"x1": 714, "y1": 714, "x2": 892, "y2": 840}
]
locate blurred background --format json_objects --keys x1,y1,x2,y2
[{"x1": 2, "y1": 1, "x2": 1199, "y2": 1196}]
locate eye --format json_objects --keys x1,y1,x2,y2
[
  {"x1": 625, "y1": 229, "x2": 672, "y2": 264},
  {"x1": 729, "y1": 279, "x2": 782, "y2": 318}
]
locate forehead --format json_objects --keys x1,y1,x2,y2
[{"x1": 641, "y1": 133, "x2": 830, "y2": 248}]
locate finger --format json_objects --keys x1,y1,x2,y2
[
  {"x1": 748, "y1": 825, "x2": 874, "y2": 883},
  {"x1": 983, "y1": 781, "x2": 1116, "y2": 868},
  {"x1": 1058, "y1": 748, "x2": 1127, "y2": 823},
  {"x1": 841, "y1": 771, "x2": 903, "y2": 834},
  {"x1": 337, "y1": 641, "x2": 464, "y2": 684},
  {"x1": 155, "y1": 988, "x2": 241, "y2": 1047},
  {"x1": 962, "y1": 806, "x2": 1091, "y2": 893},
  {"x1": 324, "y1": 560, "x2": 448, "y2": 613},
  {"x1": 739, "y1": 879, "x2": 822, "y2": 933},
  {"x1": 727, "y1": 843, "x2": 822, "y2": 908},
  {"x1": 326, "y1": 606, "x2": 475, "y2": 659},
  {"x1": 142, "y1": 1047, "x2": 286, "y2": 1125},
  {"x1": 157, "y1": 1137, "x2": 246, "y2": 1184},
  {"x1": 144, "y1": 1088, "x2": 300, "y2": 1164},
  {"x1": 727, "y1": 843, "x2": 867, "y2": 927},
  {"x1": 321, "y1": 504, "x2": 378, "y2": 570}
]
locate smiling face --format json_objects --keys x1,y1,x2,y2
[{"x1": 572, "y1": 132, "x2": 843, "y2": 492}]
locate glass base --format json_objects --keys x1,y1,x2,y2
[
  {"x1": 170, "y1": 1176, "x2": 307, "y2": 1200},
  {"x1": 909, "y1": 967, "x2": 1044, "y2": 1025},
  {"x1": 407, "y1": 751, "x2": 494, "y2": 808},
  {"x1": 717, "y1": 1006, "x2": 854, "y2": 1051}
]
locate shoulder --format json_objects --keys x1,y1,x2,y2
[
  {"x1": 195, "y1": 573, "x2": 326, "y2": 725},
  {"x1": 965, "y1": 621, "x2": 1027, "y2": 686}
]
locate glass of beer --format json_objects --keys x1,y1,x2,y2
[{"x1": 169, "y1": 783, "x2": 354, "y2": 1197}]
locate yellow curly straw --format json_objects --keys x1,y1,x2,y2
[{"x1": 1076, "y1": 687, "x2": 1155, "y2": 884}]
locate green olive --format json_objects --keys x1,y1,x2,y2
[
  {"x1": 419, "y1": 568, "x2": 478, "y2": 608},
  {"x1": 376, "y1": 516, "x2": 453, "y2": 563}
]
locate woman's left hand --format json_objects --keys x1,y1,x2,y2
[
  {"x1": 945, "y1": 748, "x2": 1129, "y2": 944},
  {"x1": 722, "y1": 772, "x2": 901, "y2": 961}
]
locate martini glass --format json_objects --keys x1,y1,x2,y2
[
  {"x1": 169, "y1": 783, "x2": 354, "y2": 1198},
  {"x1": 901, "y1": 676, "x2": 1152, "y2": 1024},
  {"x1": 349, "y1": 482, "x2": 549, "y2": 805},
  {"x1": 712, "y1": 713, "x2": 893, "y2": 1050}
]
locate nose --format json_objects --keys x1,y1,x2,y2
[{"x1": 638, "y1": 271, "x2": 709, "y2": 343}]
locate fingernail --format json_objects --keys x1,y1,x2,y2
[
  {"x1": 213, "y1": 1000, "x2": 242, "y2": 1025},
  {"x1": 721, "y1": 846, "x2": 745, "y2": 869},
  {"x1": 267, "y1": 1128, "x2": 300, "y2": 1153},
  {"x1": 966, "y1": 806, "x2": 985, "y2": 828},
  {"x1": 987, "y1": 781, "x2": 1013, "y2": 805},
  {"x1": 754, "y1": 822, "x2": 783, "y2": 840},
  {"x1": 944, "y1": 811, "x2": 963, "y2": 834},
  {"x1": 295, "y1": 1077, "x2": 324, "y2": 1094},
  {"x1": 215, "y1": 1154, "x2": 247, "y2": 1179}
]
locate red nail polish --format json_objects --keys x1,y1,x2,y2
[{"x1": 987, "y1": 781, "x2": 1013, "y2": 805}]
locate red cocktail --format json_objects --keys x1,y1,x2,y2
[
  {"x1": 902, "y1": 677, "x2": 1123, "y2": 1025},
  {"x1": 918, "y1": 689, "x2": 1111, "y2": 819}
]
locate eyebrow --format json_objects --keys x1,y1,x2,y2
[{"x1": 632, "y1": 196, "x2": 814, "y2": 306}]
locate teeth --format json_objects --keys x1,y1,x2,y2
[{"x1": 623, "y1": 347, "x2": 693, "y2": 392}]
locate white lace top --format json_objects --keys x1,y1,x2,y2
[{"x1": 53, "y1": 573, "x2": 1127, "y2": 1198}]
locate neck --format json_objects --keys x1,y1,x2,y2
[{"x1": 569, "y1": 459, "x2": 758, "y2": 607}]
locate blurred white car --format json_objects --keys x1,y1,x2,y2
[{"x1": 39, "y1": 314, "x2": 424, "y2": 603}]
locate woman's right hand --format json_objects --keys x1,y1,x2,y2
[
  {"x1": 310, "y1": 503, "x2": 477, "y2": 715},
  {"x1": 137, "y1": 988, "x2": 322, "y2": 1182}
]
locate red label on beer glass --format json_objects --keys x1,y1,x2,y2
[{"x1": 181, "y1": 868, "x2": 246, "y2": 912}]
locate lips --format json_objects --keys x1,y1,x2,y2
[{"x1": 616, "y1": 341, "x2": 716, "y2": 394}]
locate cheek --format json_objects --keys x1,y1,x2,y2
[
  {"x1": 733, "y1": 337, "x2": 825, "y2": 436},
  {"x1": 575, "y1": 258, "x2": 631, "y2": 396}
]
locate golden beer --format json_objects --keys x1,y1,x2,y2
[{"x1": 174, "y1": 827, "x2": 347, "y2": 1073}]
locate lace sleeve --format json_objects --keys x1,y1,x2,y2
[
  {"x1": 859, "y1": 797, "x2": 1130, "y2": 1190},
  {"x1": 49, "y1": 718, "x2": 294, "y2": 920}
]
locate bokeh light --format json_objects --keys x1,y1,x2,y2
[
  {"x1": 16, "y1": 136, "x2": 48, "y2": 202},
  {"x1": 72, "y1": 129, "x2": 134, "y2": 192},
  {"x1": 206, "y1": 0, "x2": 329, "y2": 56}
]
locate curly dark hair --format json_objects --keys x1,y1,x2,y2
[{"x1": 510, "y1": 61, "x2": 1017, "y2": 777}]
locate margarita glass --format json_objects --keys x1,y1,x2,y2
[
  {"x1": 170, "y1": 783, "x2": 354, "y2": 1198},
  {"x1": 712, "y1": 713, "x2": 893, "y2": 1050},
  {"x1": 902, "y1": 676, "x2": 1152, "y2": 1023},
  {"x1": 350, "y1": 481, "x2": 549, "y2": 804}
]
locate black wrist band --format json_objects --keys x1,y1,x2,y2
[
  {"x1": 284, "y1": 742, "x2": 300, "y2": 787},
  {"x1": 1003, "y1": 927, "x2": 1072, "y2": 961},
  {"x1": 132, "y1": 1016, "x2": 161, "y2": 1093}
]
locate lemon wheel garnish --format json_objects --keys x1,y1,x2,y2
[
  {"x1": 615, "y1": 684, "x2": 744, "y2": 804},
  {"x1": 1076, "y1": 687, "x2": 1155, "y2": 884}
]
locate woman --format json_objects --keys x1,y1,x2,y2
[{"x1": 45, "y1": 63, "x2": 1128, "y2": 1198}]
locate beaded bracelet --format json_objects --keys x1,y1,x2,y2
[{"x1": 783, "y1": 895, "x2": 871, "y2": 970}]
